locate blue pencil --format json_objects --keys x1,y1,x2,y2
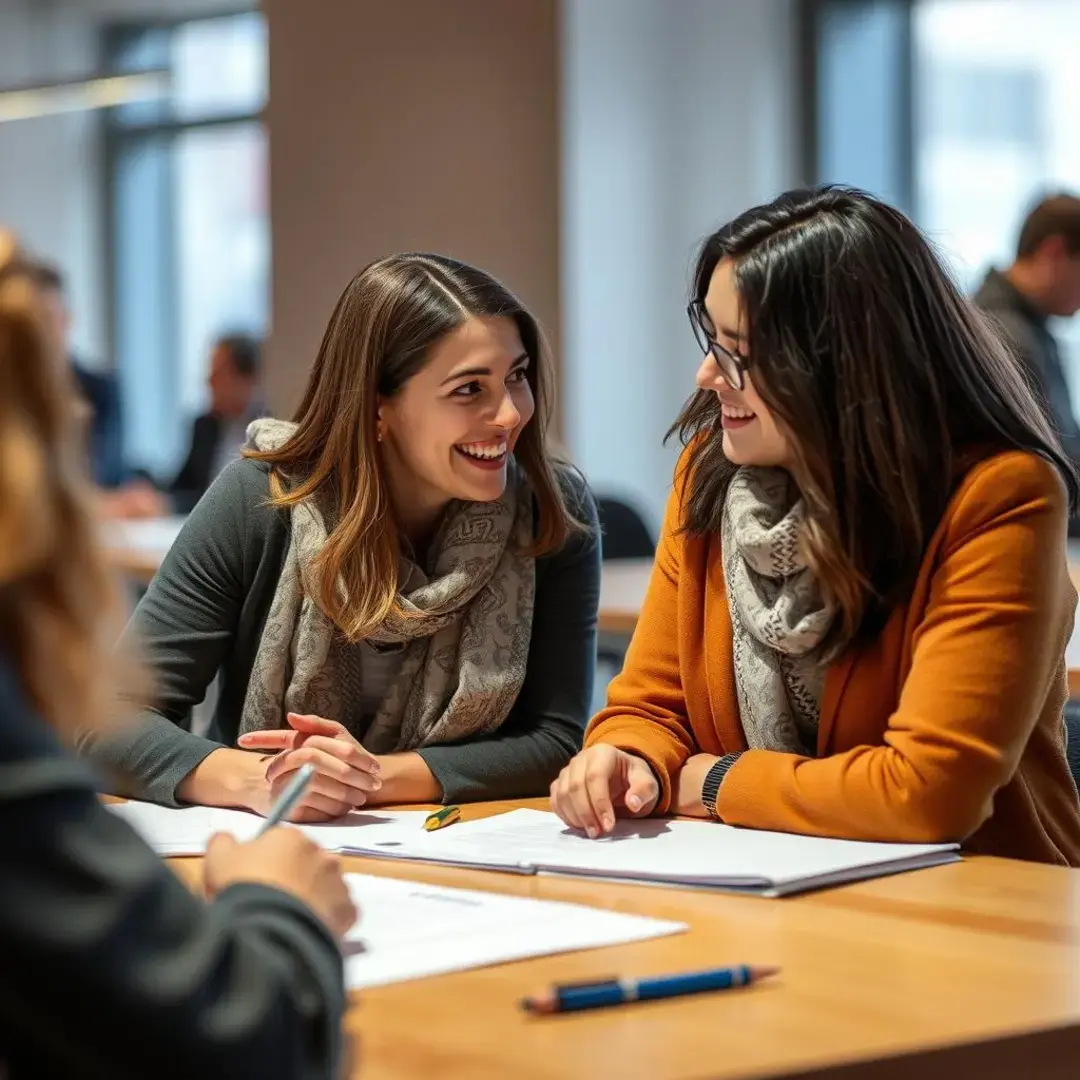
[{"x1": 522, "y1": 964, "x2": 779, "y2": 1014}]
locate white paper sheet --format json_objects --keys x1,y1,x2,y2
[
  {"x1": 102, "y1": 516, "x2": 187, "y2": 559},
  {"x1": 107, "y1": 799, "x2": 429, "y2": 856},
  {"x1": 341, "y1": 872, "x2": 686, "y2": 989},
  {"x1": 357, "y1": 808, "x2": 961, "y2": 895}
]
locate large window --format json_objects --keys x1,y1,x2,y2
[
  {"x1": 913, "y1": 2, "x2": 1080, "y2": 283},
  {"x1": 811, "y1": 0, "x2": 1080, "y2": 386},
  {"x1": 106, "y1": 11, "x2": 268, "y2": 476}
]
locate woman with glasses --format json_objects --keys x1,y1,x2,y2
[{"x1": 550, "y1": 186, "x2": 1080, "y2": 865}]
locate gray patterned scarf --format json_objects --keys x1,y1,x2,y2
[
  {"x1": 238, "y1": 419, "x2": 536, "y2": 753},
  {"x1": 721, "y1": 467, "x2": 836, "y2": 755}
]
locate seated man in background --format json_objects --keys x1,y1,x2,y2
[
  {"x1": 974, "y1": 195, "x2": 1080, "y2": 536},
  {"x1": 33, "y1": 260, "x2": 166, "y2": 520},
  {"x1": 169, "y1": 332, "x2": 264, "y2": 513}
]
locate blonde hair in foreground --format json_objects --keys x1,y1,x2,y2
[{"x1": 0, "y1": 233, "x2": 131, "y2": 736}]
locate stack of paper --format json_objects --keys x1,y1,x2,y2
[
  {"x1": 108, "y1": 801, "x2": 960, "y2": 896},
  {"x1": 107, "y1": 799, "x2": 430, "y2": 856},
  {"x1": 349, "y1": 808, "x2": 961, "y2": 897},
  {"x1": 341, "y1": 873, "x2": 686, "y2": 990}
]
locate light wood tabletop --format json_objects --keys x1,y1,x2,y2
[
  {"x1": 597, "y1": 557, "x2": 655, "y2": 634},
  {"x1": 103, "y1": 515, "x2": 186, "y2": 585},
  {"x1": 105, "y1": 522, "x2": 1080, "y2": 695},
  {"x1": 167, "y1": 798, "x2": 1080, "y2": 1080}
]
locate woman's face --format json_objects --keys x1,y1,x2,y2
[
  {"x1": 696, "y1": 258, "x2": 791, "y2": 469},
  {"x1": 378, "y1": 315, "x2": 535, "y2": 514}
]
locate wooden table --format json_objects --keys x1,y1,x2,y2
[
  {"x1": 168, "y1": 798, "x2": 1080, "y2": 1080},
  {"x1": 103, "y1": 515, "x2": 186, "y2": 585},
  {"x1": 601, "y1": 558, "x2": 1080, "y2": 700},
  {"x1": 597, "y1": 557, "x2": 654, "y2": 634},
  {"x1": 105, "y1": 522, "x2": 1080, "y2": 695}
]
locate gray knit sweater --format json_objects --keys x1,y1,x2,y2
[{"x1": 89, "y1": 458, "x2": 600, "y2": 806}]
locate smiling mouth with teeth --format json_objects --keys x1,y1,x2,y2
[
  {"x1": 720, "y1": 403, "x2": 756, "y2": 428},
  {"x1": 455, "y1": 439, "x2": 509, "y2": 464}
]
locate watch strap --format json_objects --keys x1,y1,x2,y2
[{"x1": 701, "y1": 753, "x2": 743, "y2": 819}]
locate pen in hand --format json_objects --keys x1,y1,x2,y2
[{"x1": 255, "y1": 763, "x2": 317, "y2": 837}]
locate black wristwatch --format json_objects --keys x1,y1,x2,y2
[{"x1": 701, "y1": 753, "x2": 742, "y2": 819}]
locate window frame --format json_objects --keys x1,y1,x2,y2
[{"x1": 100, "y1": 8, "x2": 265, "y2": 475}]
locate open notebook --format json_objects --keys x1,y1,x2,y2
[{"x1": 349, "y1": 809, "x2": 961, "y2": 897}]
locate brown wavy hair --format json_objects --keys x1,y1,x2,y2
[
  {"x1": 0, "y1": 235, "x2": 132, "y2": 735},
  {"x1": 673, "y1": 187, "x2": 1079, "y2": 652},
  {"x1": 247, "y1": 253, "x2": 581, "y2": 642}
]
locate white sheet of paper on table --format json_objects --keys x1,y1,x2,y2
[
  {"x1": 341, "y1": 872, "x2": 687, "y2": 990},
  {"x1": 107, "y1": 799, "x2": 430, "y2": 856}
]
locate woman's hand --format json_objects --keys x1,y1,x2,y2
[
  {"x1": 672, "y1": 753, "x2": 720, "y2": 818},
  {"x1": 204, "y1": 828, "x2": 358, "y2": 940},
  {"x1": 237, "y1": 713, "x2": 382, "y2": 821},
  {"x1": 549, "y1": 745, "x2": 660, "y2": 837}
]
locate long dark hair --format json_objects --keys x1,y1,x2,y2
[
  {"x1": 672, "y1": 186, "x2": 1079, "y2": 647},
  {"x1": 248, "y1": 253, "x2": 576, "y2": 641}
]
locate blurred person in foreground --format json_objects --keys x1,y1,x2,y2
[
  {"x1": 31, "y1": 260, "x2": 166, "y2": 520},
  {"x1": 169, "y1": 332, "x2": 265, "y2": 514},
  {"x1": 974, "y1": 194, "x2": 1080, "y2": 486},
  {"x1": 0, "y1": 232, "x2": 353, "y2": 1079}
]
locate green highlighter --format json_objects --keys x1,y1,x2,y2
[{"x1": 424, "y1": 805, "x2": 461, "y2": 832}]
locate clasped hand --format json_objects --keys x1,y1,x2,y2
[{"x1": 237, "y1": 712, "x2": 382, "y2": 821}]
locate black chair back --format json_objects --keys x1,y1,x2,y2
[{"x1": 595, "y1": 496, "x2": 655, "y2": 561}]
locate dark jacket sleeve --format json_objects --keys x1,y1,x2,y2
[
  {"x1": 417, "y1": 470, "x2": 602, "y2": 801},
  {"x1": 0, "y1": 661, "x2": 345, "y2": 1080},
  {"x1": 75, "y1": 364, "x2": 128, "y2": 489},
  {"x1": 989, "y1": 307, "x2": 1080, "y2": 461},
  {"x1": 86, "y1": 461, "x2": 258, "y2": 805},
  {"x1": 169, "y1": 413, "x2": 221, "y2": 515}
]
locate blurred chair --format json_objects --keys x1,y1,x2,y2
[
  {"x1": 1065, "y1": 701, "x2": 1080, "y2": 795},
  {"x1": 595, "y1": 496, "x2": 655, "y2": 561},
  {"x1": 594, "y1": 496, "x2": 656, "y2": 711}
]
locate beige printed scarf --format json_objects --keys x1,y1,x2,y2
[
  {"x1": 238, "y1": 419, "x2": 536, "y2": 753},
  {"x1": 721, "y1": 467, "x2": 837, "y2": 755}
]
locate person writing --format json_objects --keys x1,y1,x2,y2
[
  {"x1": 89, "y1": 253, "x2": 600, "y2": 820},
  {"x1": 551, "y1": 187, "x2": 1080, "y2": 865},
  {"x1": 0, "y1": 238, "x2": 354, "y2": 1078}
]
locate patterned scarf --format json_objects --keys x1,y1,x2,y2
[
  {"x1": 238, "y1": 419, "x2": 536, "y2": 753},
  {"x1": 721, "y1": 467, "x2": 836, "y2": 754}
]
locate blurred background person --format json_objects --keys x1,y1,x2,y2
[
  {"x1": 0, "y1": 234, "x2": 354, "y2": 1080},
  {"x1": 31, "y1": 259, "x2": 166, "y2": 520},
  {"x1": 168, "y1": 331, "x2": 264, "y2": 513},
  {"x1": 974, "y1": 194, "x2": 1080, "y2": 536},
  {"x1": 974, "y1": 194, "x2": 1080, "y2": 470}
]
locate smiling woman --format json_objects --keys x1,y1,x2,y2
[
  {"x1": 551, "y1": 187, "x2": 1080, "y2": 866},
  {"x1": 88, "y1": 254, "x2": 601, "y2": 821}
]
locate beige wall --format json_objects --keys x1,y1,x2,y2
[{"x1": 263, "y1": 0, "x2": 561, "y2": 420}]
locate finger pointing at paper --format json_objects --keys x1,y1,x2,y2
[{"x1": 549, "y1": 745, "x2": 660, "y2": 838}]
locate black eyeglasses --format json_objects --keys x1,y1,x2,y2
[{"x1": 687, "y1": 299, "x2": 750, "y2": 391}]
